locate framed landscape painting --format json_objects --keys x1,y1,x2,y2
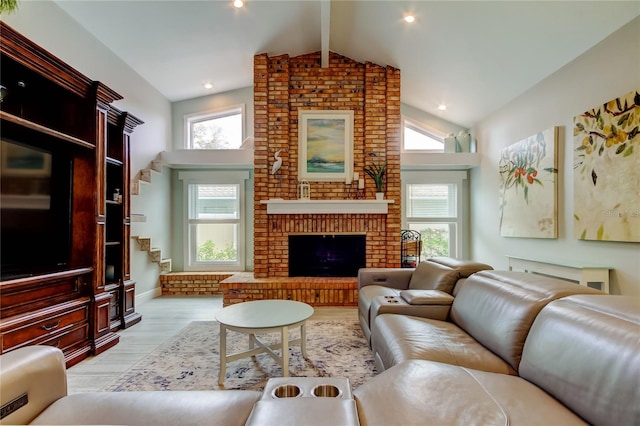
[
  {"x1": 298, "y1": 110, "x2": 353, "y2": 181},
  {"x1": 498, "y1": 127, "x2": 559, "y2": 238},
  {"x1": 573, "y1": 89, "x2": 640, "y2": 242}
]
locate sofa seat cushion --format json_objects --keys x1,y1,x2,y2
[
  {"x1": 30, "y1": 390, "x2": 262, "y2": 426},
  {"x1": 354, "y1": 360, "x2": 587, "y2": 426},
  {"x1": 371, "y1": 314, "x2": 515, "y2": 375}
]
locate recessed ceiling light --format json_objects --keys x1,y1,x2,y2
[
  {"x1": 233, "y1": 0, "x2": 244, "y2": 8},
  {"x1": 404, "y1": 14, "x2": 415, "y2": 23},
  {"x1": 437, "y1": 104, "x2": 447, "y2": 111},
  {"x1": 204, "y1": 82, "x2": 213, "y2": 90}
]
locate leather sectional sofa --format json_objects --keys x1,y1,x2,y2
[
  {"x1": 367, "y1": 269, "x2": 603, "y2": 373},
  {"x1": 354, "y1": 266, "x2": 639, "y2": 425},
  {"x1": 1, "y1": 262, "x2": 639, "y2": 425},
  {"x1": 355, "y1": 293, "x2": 639, "y2": 425},
  {"x1": 357, "y1": 257, "x2": 493, "y2": 344}
]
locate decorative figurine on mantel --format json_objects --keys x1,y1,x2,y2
[
  {"x1": 271, "y1": 149, "x2": 286, "y2": 191},
  {"x1": 271, "y1": 149, "x2": 284, "y2": 175}
]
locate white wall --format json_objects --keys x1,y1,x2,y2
[
  {"x1": 4, "y1": 1, "x2": 173, "y2": 298},
  {"x1": 470, "y1": 17, "x2": 640, "y2": 297}
]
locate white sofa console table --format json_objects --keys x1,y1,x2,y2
[{"x1": 506, "y1": 256, "x2": 611, "y2": 294}]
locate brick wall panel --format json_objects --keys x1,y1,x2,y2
[{"x1": 254, "y1": 51, "x2": 401, "y2": 278}]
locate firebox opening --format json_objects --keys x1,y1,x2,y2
[{"x1": 288, "y1": 234, "x2": 366, "y2": 277}]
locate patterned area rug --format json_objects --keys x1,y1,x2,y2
[{"x1": 103, "y1": 320, "x2": 377, "y2": 392}]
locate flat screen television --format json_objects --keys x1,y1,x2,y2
[{"x1": 1, "y1": 138, "x2": 73, "y2": 280}]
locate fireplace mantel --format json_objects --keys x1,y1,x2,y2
[{"x1": 260, "y1": 199, "x2": 394, "y2": 214}]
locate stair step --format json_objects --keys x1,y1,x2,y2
[
  {"x1": 149, "y1": 248, "x2": 162, "y2": 263},
  {"x1": 151, "y1": 159, "x2": 164, "y2": 173},
  {"x1": 160, "y1": 258, "x2": 172, "y2": 274},
  {"x1": 130, "y1": 213, "x2": 147, "y2": 222},
  {"x1": 139, "y1": 169, "x2": 152, "y2": 183},
  {"x1": 133, "y1": 236, "x2": 151, "y2": 252}
]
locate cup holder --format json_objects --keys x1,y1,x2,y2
[
  {"x1": 272, "y1": 384, "x2": 302, "y2": 398},
  {"x1": 312, "y1": 384, "x2": 342, "y2": 398}
]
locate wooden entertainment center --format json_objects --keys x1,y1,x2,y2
[{"x1": 0, "y1": 22, "x2": 142, "y2": 366}]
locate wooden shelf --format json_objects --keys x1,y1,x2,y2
[
  {"x1": 400, "y1": 152, "x2": 480, "y2": 170},
  {"x1": 260, "y1": 199, "x2": 395, "y2": 214},
  {"x1": 106, "y1": 157, "x2": 123, "y2": 167},
  {"x1": 0, "y1": 111, "x2": 95, "y2": 150},
  {"x1": 0, "y1": 22, "x2": 141, "y2": 365}
]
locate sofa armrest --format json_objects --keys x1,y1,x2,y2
[
  {"x1": 370, "y1": 295, "x2": 452, "y2": 322},
  {"x1": 358, "y1": 268, "x2": 413, "y2": 290},
  {"x1": 0, "y1": 346, "x2": 68, "y2": 425},
  {"x1": 400, "y1": 290, "x2": 454, "y2": 305}
]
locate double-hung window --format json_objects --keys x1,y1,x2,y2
[
  {"x1": 180, "y1": 171, "x2": 249, "y2": 271},
  {"x1": 403, "y1": 171, "x2": 468, "y2": 259},
  {"x1": 185, "y1": 105, "x2": 244, "y2": 149}
]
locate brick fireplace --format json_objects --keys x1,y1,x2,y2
[
  {"x1": 289, "y1": 233, "x2": 366, "y2": 277},
  {"x1": 218, "y1": 51, "x2": 401, "y2": 306},
  {"x1": 253, "y1": 51, "x2": 402, "y2": 279}
]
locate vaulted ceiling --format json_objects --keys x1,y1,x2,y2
[{"x1": 54, "y1": 1, "x2": 639, "y2": 128}]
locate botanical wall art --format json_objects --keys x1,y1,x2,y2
[
  {"x1": 573, "y1": 89, "x2": 639, "y2": 242},
  {"x1": 298, "y1": 110, "x2": 353, "y2": 181},
  {"x1": 499, "y1": 127, "x2": 559, "y2": 238}
]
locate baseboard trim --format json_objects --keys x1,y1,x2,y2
[{"x1": 137, "y1": 287, "x2": 162, "y2": 305}]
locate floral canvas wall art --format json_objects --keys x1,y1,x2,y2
[
  {"x1": 499, "y1": 127, "x2": 559, "y2": 238},
  {"x1": 573, "y1": 89, "x2": 639, "y2": 242}
]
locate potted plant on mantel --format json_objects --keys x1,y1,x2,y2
[
  {"x1": 364, "y1": 155, "x2": 387, "y2": 200},
  {"x1": 0, "y1": 0, "x2": 19, "y2": 15}
]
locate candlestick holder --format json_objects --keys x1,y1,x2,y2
[{"x1": 347, "y1": 183, "x2": 365, "y2": 199}]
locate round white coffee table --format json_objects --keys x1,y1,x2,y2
[{"x1": 216, "y1": 299, "x2": 314, "y2": 384}]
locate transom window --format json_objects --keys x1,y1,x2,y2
[
  {"x1": 403, "y1": 119, "x2": 444, "y2": 152},
  {"x1": 185, "y1": 106, "x2": 244, "y2": 149}
]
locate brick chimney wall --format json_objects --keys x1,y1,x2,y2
[{"x1": 253, "y1": 51, "x2": 401, "y2": 278}]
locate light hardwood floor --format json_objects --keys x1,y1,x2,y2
[{"x1": 66, "y1": 296, "x2": 358, "y2": 394}]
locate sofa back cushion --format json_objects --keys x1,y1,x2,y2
[
  {"x1": 450, "y1": 271, "x2": 603, "y2": 372},
  {"x1": 408, "y1": 261, "x2": 459, "y2": 293},
  {"x1": 427, "y1": 257, "x2": 493, "y2": 278},
  {"x1": 519, "y1": 295, "x2": 640, "y2": 426}
]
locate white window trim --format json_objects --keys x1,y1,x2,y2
[
  {"x1": 402, "y1": 116, "x2": 447, "y2": 153},
  {"x1": 183, "y1": 104, "x2": 245, "y2": 149},
  {"x1": 401, "y1": 170, "x2": 468, "y2": 259},
  {"x1": 179, "y1": 170, "x2": 250, "y2": 271}
]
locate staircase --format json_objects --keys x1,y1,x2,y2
[
  {"x1": 132, "y1": 236, "x2": 172, "y2": 273},
  {"x1": 131, "y1": 157, "x2": 164, "y2": 196},
  {"x1": 131, "y1": 155, "x2": 172, "y2": 273}
]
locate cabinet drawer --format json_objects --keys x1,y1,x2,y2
[
  {"x1": 2, "y1": 304, "x2": 88, "y2": 351},
  {"x1": 40, "y1": 323, "x2": 89, "y2": 352}
]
